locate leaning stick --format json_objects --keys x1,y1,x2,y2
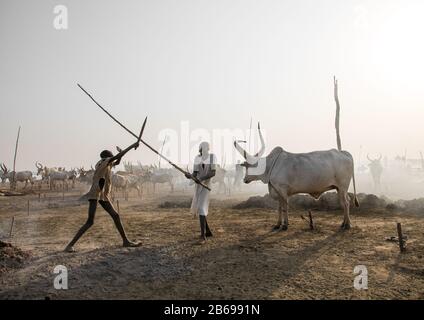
[
  {"x1": 9, "y1": 216, "x2": 15, "y2": 238},
  {"x1": 333, "y1": 77, "x2": 342, "y2": 151},
  {"x1": 158, "y1": 136, "x2": 168, "y2": 169},
  {"x1": 397, "y1": 222, "x2": 406, "y2": 253},
  {"x1": 308, "y1": 210, "x2": 314, "y2": 230},
  {"x1": 420, "y1": 151, "x2": 424, "y2": 170},
  {"x1": 11, "y1": 126, "x2": 21, "y2": 190},
  {"x1": 77, "y1": 84, "x2": 211, "y2": 191}
]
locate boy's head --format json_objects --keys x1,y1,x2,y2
[{"x1": 100, "y1": 150, "x2": 113, "y2": 159}]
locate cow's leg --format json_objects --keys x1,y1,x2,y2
[
  {"x1": 274, "y1": 201, "x2": 283, "y2": 231},
  {"x1": 338, "y1": 189, "x2": 351, "y2": 230},
  {"x1": 270, "y1": 183, "x2": 289, "y2": 231},
  {"x1": 281, "y1": 198, "x2": 289, "y2": 230}
]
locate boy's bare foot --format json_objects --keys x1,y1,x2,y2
[{"x1": 123, "y1": 241, "x2": 142, "y2": 248}]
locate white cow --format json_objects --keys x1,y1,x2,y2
[
  {"x1": 234, "y1": 123, "x2": 359, "y2": 230},
  {"x1": 1, "y1": 163, "x2": 34, "y2": 188}
]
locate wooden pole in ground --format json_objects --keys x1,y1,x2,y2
[
  {"x1": 420, "y1": 151, "x2": 424, "y2": 171},
  {"x1": 397, "y1": 222, "x2": 406, "y2": 253},
  {"x1": 27, "y1": 200, "x2": 30, "y2": 216},
  {"x1": 11, "y1": 126, "x2": 21, "y2": 190},
  {"x1": 248, "y1": 116, "x2": 252, "y2": 153},
  {"x1": 38, "y1": 193, "x2": 41, "y2": 202},
  {"x1": 9, "y1": 216, "x2": 15, "y2": 238},
  {"x1": 158, "y1": 136, "x2": 168, "y2": 169},
  {"x1": 308, "y1": 210, "x2": 314, "y2": 230},
  {"x1": 333, "y1": 77, "x2": 342, "y2": 151}
]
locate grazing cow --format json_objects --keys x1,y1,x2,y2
[
  {"x1": 125, "y1": 174, "x2": 143, "y2": 197},
  {"x1": 35, "y1": 162, "x2": 49, "y2": 185},
  {"x1": 110, "y1": 172, "x2": 142, "y2": 198},
  {"x1": 49, "y1": 170, "x2": 71, "y2": 190},
  {"x1": 141, "y1": 170, "x2": 174, "y2": 192},
  {"x1": 78, "y1": 167, "x2": 95, "y2": 184},
  {"x1": 232, "y1": 161, "x2": 244, "y2": 191},
  {"x1": 234, "y1": 123, "x2": 359, "y2": 230},
  {"x1": 36, "y1": 162, "x2": 76, "y2": 190},
  {"x1": 111, "y1": 173, "x2": 128, "y2": 194},
  {"x1": 212, "y1": 165, "x2": 227, "y2": 194},
  {"x1": 367, "y1": 154, "x2": 383, "y2": 191},
  {"x1": 1, "y1": 163, "x2": 34, "y2": 188}
]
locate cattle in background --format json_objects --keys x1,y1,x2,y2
[
  {"x1": 1, "y1": 163, "x2": 34, "y2": 188},
  {"x1": 367, "y1": 154, "x2": 383, "y2": 191}
]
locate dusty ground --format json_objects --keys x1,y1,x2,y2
[{"x1": 0, "y1": 185, "x2": 423, "y2": 300}]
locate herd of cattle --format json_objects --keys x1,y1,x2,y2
[
  {"x1": 0, "y1": 161, "x2": 245, "y2": 195},
  {"x1": 1, "y1": 154, "x2": 423, "y2": 196}
]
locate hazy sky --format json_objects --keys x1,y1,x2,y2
[{"x1": 1, "y1": 0, "x2": 423, "y2": 171}]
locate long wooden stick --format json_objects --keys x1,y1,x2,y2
[
  {"x1": 158, "y1": 136, "x2": 167, "y2": 168},
  {"x1": 11, "y1": 126, "x2": 21, "y2": 190},
  {"x1": 77, "y1": 84, "x2": 211, "y2": 191},
  {"x1": 308, "y1": 210, "x2": 314, "y2": 230},
  {"x1": 9, "y1": 216, "x2": 15, "y2": 238},
  {"x1": 334, "y1": 77, "x2": 342, "y2": 151},
  {"x1": 397, "y1": 222, "x2": 406, "y2": 253}
]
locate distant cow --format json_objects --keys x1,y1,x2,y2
[
  {"x1": 367, "y1": 154, "x2": 383, "y2": 191},
  {"x1": 1, "y1": 163, "x2": 34, "y2": 188},
  {"x1": 141, "y1": 170, "x2": 174, "y2": 192}
]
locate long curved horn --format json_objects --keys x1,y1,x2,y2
[
  {"x1": 253, "y1": 122, "x2": 265, "y2": 158},
  {"x1": 367, "y1": 154, "x2": 373, "y2": 162},
  {"x1": 35, "y1": 162, "x2": 43, "y2": 169},
  {"x1": 234, "y1": 139, "x2": 255, "y2": 163}
]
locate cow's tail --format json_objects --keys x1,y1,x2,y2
[{"x1": 351, "y1": 161, "x2": 360, "y2": 207}]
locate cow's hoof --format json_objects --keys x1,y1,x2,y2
[
  {"x1": 272, "y1": 225, "x2": 281, "y2": 231},
  {"x1": 281, "y1": 224, "x2": 288, "y2": 231}
]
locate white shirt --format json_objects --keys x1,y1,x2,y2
[{"x1": 190, "y1": 153, "x2": 217, "y2": 216}]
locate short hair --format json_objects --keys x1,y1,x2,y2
[{"x1": 100, "y1": 150, "x2": 113, "y2": 159}]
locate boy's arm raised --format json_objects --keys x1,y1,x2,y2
[{"x1": 108, "y1": 142, "x2": 139, "y2": 165}]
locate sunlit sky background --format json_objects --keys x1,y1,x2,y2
[{"x1": 1, "y1": 0, "x2": 423, "y2": 171}]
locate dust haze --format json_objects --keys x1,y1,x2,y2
[{"x1": 1, "y1": 0, "x2": 424, "y2": 300}]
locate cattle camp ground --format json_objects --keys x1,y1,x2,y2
[
  {"x1": 1, "y1": 165, "x2": 424, "y2": 299},
  {"x1": 2, "y1": 0, "x2": 424, "y2": 302}
]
